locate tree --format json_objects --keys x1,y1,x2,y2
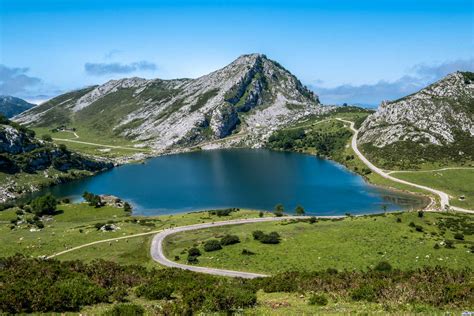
[
  {"x1": 41, "y1": 134, "x2": 53, "y2": 142},
  {"x1": 204, "y1": 240, "x2": 222, "y2": 252},
  {"x1": 188, "y1": 247, "x2": 201, "y2": 256},
  {"x1": 274, "y1": 204, "x2": 284, "y2": 217},
  {"x1": 30, "y1": 194, "x2": 58, "y2": 216},
  {"x1": 295, "y1": 205, "x2": 305, "y2": 216}
]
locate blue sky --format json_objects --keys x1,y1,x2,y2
[{"x1": 0, "y1": 0, "x2": 473, "y2": 105}]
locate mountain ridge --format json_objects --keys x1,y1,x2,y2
[
  {"x1": 358, "y1": 71, "x2": 474, "y2": 168},
  {"x1": 0, "y1": 96, "x2": 35, "y2": 118},
  {"x1": 15, "y1": 54, "x2": 327, "y2": 152}
]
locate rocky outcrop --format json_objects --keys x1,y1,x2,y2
[
  {"x1": 15, "y1": 54, "x2": 327, "y2": 151},
  {"x1": 359, "y1": 72, "x2": 474, "y2": 147},
  {"x1": 0, "y1": 120, "x2": 112, "y2": 174},
  {"x1": 358, "y1": 72, "x2": 474, "y2": 168}
]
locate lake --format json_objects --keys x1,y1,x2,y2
[{"x1": 39, "y1": 149, "x2": 424, "y2": 215}]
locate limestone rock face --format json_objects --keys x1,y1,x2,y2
[
  {"x1": 15, "y1": 54, "x2": 327, "y2": 151},
  {"x1": 359, "y1": 72, "x2": 474, "y2": 148}
]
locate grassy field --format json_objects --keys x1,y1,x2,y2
[
  {"x1": 0, "y1": 203, "x2": 270, "y2": 263},
  {"x1": 164, "y1": 212, "x2": 473, "y2": 273},
  {"x1": 32, "y1": 126, "x2": 151, "y2": 158},
  {"x1": 391, "y1": 169, "x2": 474, "y2": 209}
]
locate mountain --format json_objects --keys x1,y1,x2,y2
[
  {"x1": 0, "y1": 116, "x2": 112, "y2": 202},
  {"x1": 358, "y1": 71, "x2": 474, "y2": 169},
  {"x1": 0, "y1": 96, "x2": 35, "y2": 118},
  {"x1": 14, "y1": 54, "x2": 326, "y2": 151}
]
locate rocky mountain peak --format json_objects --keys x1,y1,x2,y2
[
  {"x1": 358, "y1": 71, "x2": 473, "y2": 167},
  {"x1": 14, "y1": 54, "x2": 327, "y2": 152}
]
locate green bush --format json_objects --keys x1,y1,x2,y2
[
  {"x1": 187, "y1": 255, "x2": 199, "y2": 263},
  {"x1": 107, "y1": 303, "x2": 144, "y2": 316},
  {"x1": 220, "y1": 234, "x2": 240, "y2": 246},
  {"x1": 374, "y1": 261, "x2": 392, "y2": 272},
  {"x1": 188, "y1": 247, "x2": 201, "y2": 257},
  {"x1": 453, "y1": 233, "x2": 464, "y2": 240},
  {"x1": 252, "y1": 230, "x2": 265, "y2": 240},
  {"x1": 30, "y1": 194, "x2": 58, "y2": 216},
  {"x1": 203, "y1": 240, "x2": 222, "y2": 252},
  {"x1": 308, "y1": 294, "x2": 328, "y2": 306},
  {"x1": 351, "y1": 284, "x2": 377, "y2": 302},
  {"x1": 136, "y1": 282, "x2": 173, "y2": 300}
]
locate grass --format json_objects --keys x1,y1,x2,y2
[
  {"x1": 0, "y1": 203, "x2": 270, "y2": 264},
  {"x1": 163, "y1": 212, "x2": 473, "y2": 274},
  {"x1": 32, "y1": 126, "x2": 151, "y2": 158},
  {"x1": 392, "y1": 169, "x2": 474, "y2": 209}
]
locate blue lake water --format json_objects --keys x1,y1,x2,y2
[{"x1": 39, "y1": 149, "x2": 424, "y2": 216}]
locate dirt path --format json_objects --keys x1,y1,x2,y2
[
  {"x1": 150, "y1": 216, "x2": 341, "y2": 278},
  {"x1": 52, "y1": 137, "x2": 147, "y2": 151},
  {"x1": 336, "y1": 118, "x2": 473, "y2": 214}
]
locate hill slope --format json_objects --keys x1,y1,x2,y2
[
  {"x1": 15, "y1": 54, "x2": 327, "y2": 151},
  {"x1": 0, "y1": 96, "x2": 35, "y2": 118},
  {"x1": 0, "y1": 115, "x2": 112, "y2": 202},
  {"x1": 358, "y1": 72, "x2": 474, "y2": 169}
]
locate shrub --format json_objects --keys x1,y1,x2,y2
[
  {"x1": 188, "y1": 247, "x2": 201, "y2": 256},
  {"x1": 62, "y1": 198, "x2": 70, "y2": 204},
  {"x1": 253, "y1": 231, "x2": 281, "y2": 244},
  {"x1": 94, "y1": 222, "x2": 104, "y2": 230},
  {"x1": 36, "y1": 221, "x2": 44, "y2": 229},
  {"x1": 309, "y1": 216, "x2": 317, "y2": 224},
  {"x1": 123, "y1": 202, "x2": 132, "y2": 212},
  {"x1": 203, "y1": 240, "x2": 222, "y2": 252},
  {"x1": 351, "y1": 285, "x2": 376, "y2": 302},
  {"x1": 418, "y1": 211, "x2": 424, "y2": 218},
  {"x1": 220, "y1": 234, "x2": 240, "y2": 246},
  {"x1": 252, "y1": 230, "x2": 265, "y2": 240},
  {"x1": 30, "y1": 194, "x2": 57, "y2": 216},
  {"x1": 409, "y1": 221, "x2": 416, "y2": 228},
  {"x1": 374, "y1": 261, "x2": 392, "y2": 272},
  {"x1": 136, "y1": 282, "x2": 173, "y2": 300},
  {"x1": 187, "y1": 255, "x2": 199, "y2": 263},
  {"x1": 434, "y1": 243, "x2": 441, "y2": 249},
  {"x1": 308, "y1": 294, "x2": 328, "y2": 306},
  {"x1": 415, "y1": 225, "x2": 423, "y2": 232},
  {"x1": 453, "y1": 233, "x2": 464, "y2": 240},
  {"x1": 396, "y1": 217, "x2": 402, "y2": 223},
  {"x1": 107, "y1": 303, "x2": 144, "y2": 316},
  {"x1": 200, "y1": 285, "x2": 257, "y2": 312},
  {"x1": 41, "y1": 134, "x2": 53, "y2": 142},
  {"x1": 259, "y1": 211, "x2": 264, "y2": 218}
]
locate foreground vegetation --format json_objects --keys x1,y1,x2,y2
[
  {"x1": 0, "y1": 255, "x2": 471, "y2": 314},
  {"x1": 165, "y1": 211, "x2": 473, "y2": 273},
  {"x1": 0, "y1": 197, "x2": 473, "y2": 314}
]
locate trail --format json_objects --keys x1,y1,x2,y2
[{"x1": 336, "y1": 118, "x2": 473, "y2": 214}]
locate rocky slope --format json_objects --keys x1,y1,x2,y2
[
  {"x1": 358, "y1": 72, "x2": 474, "y2": 168},
  {"x1": 15, "y1": 54, "x2": 327, "y2": 151},
  {"x1": 0, "y1": 96, "x2": 35, "y2": 118},
  {"x1": 0, "y1": 117, "x2": 112, "y2": 201}
]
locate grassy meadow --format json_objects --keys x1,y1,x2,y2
[{"x1": 164, "y1": 211, "x2": 473, "y2": 273}]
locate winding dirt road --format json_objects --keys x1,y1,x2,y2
[
  {"x1": 336, "y1": 118, "x2": 473, "y2": 214},
  {"x1": 150, "y1": 216, "x2": 334, "y2": 278}
]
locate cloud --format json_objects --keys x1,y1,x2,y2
[
  {"x1": 0, "y1": 65, "x2": 42, "y2": 96},
  {"x1": 84, "y1": 60, "x2": 157, "y2": 76},
  {"x1": 104, "y1": 49, "x2": 123, "y2": 59},
  {"x1": 311, "y1": 58, "x2": 474, "y2": 106}
]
